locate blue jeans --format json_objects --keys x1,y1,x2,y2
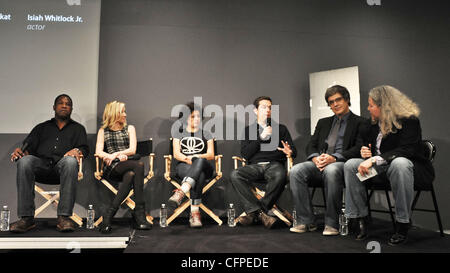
[
  {"x1": 344, "y1": 157, "x2": 414, "y2": 223},
  {"x1": 289, "y1": 161, "x2": 345, "y2": 229},
  {"x1": 16, "y1": 155, "x2": 79, "y2": 217}
]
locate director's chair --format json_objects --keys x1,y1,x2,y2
[
  {"x1": 164, "y1": 138, "x2": 223, "y2": 225},
  {"x1": 93, "y1": 138, "x2": 155, "y2": 227},
  {"x1": 232, "y1": 155, "x2": 293, "y2": 226},
  {"x1": 34, "y1": 158, "x2": 84, "y2": 227}
]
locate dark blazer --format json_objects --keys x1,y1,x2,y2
[
  {"x1": 365, "y1": 117, "x2": 435, "y2": 188},
  {"x1": 306, "y1": 111, "x2": 367, "y2": 161}
]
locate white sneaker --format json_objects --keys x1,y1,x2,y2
[
  {"x1": 290, "y1": 223, "x2": 317, "y2": 233},
  {"x1": 322, "y1": 225, "x2": 339, "y2": 236},
  {"x1": 189, "y1": 211, "x2": 202, "y2": 228}
]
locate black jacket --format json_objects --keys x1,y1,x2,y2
[
  {"x1": 306, "y1": 111, "x2": 367, "y2": 161},
  {"x1": 364, "y1": 117, "x2": 435, "y2": 188}
]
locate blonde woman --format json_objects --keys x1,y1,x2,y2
[
  {"x1": 95, "y1": 101, "x2": 151, "y2": 233},
  {"x1": 343, "y1": 86, "x2": 434, "y2": 245}
]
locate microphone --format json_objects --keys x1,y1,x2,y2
[
  {"x1": 13, "y1": 142, "x2": 30, "y2": 162},
  {"x1": 266, "y1": 118, "x2": 271, "y2": 126},
  {"x1": 320, "y1": 143, "x2": 328, "y2": 155}
]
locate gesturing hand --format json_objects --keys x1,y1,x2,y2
[{"x1": 277, "y1": 140, "x2": 292, "y2": 157}]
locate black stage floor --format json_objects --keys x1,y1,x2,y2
[
  {"x1": 0, "y1": 216, "x2": 448, "y2": 253},
  {"x1": 127, "y1": 216, "x2": 449, "y2": 253}
]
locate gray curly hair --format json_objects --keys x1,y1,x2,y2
[{"x1": 369, "y1": 85, "x2": 420, "y2": 136}]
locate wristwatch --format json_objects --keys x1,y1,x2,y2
[{"x1": 370, "y1": 157, "x2": 377, "y2": 165}]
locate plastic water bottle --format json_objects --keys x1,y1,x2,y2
[
  {"x1": 339, "y1": 209, "x2": 348, "y2": 236},
  {"x1": 86, "y1": 204, "x2": 95, "y2": 229},
  {"x1": 160, "y1": 204, "x2": 167, "y2": 227},
  {"x1": 0, "y1": 206, "x2": 10, "y2": 232},
  {"x1": 292, "y1": 208, "x2": 297, "y2": 227},
  {"x1": 227, "y1": 203, "x2": 236, "y2": 227}
]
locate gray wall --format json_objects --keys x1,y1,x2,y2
[{"x1": 1, "y1": 0, "x2": 449, "y2": 231}]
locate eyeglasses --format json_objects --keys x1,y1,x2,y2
[{"x1": 328, "y1": 97, "x2": 344, "y2": 106}]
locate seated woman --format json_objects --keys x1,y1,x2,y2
[
  {"x1": 95, "y1": 101, "x2": 152, "y2": 233},
  {"x1": 343, "y1": 85, "x2": 434, "y2": 245},
  {"x1": 168, "y1": 102, "x2": 215, "y2": 228}
]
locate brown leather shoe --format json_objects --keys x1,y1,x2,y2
[
  {"x1": 56, "y1": 216, "x2": 76, "y2": 232},
  {"x1": 10, "y1": 217, "x2": 36, "y2": 233},
  {"x1": 259, "y1": 210, "x2": 277, "y2": 229},
  {"x1": 237, "y1": 211, "x2": 258, "y2": 226}
]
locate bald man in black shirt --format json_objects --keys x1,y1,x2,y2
[{"x1": 9, "y1": 94, "x2": 89, "y2": 233}]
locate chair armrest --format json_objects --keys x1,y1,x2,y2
[
  {"x1": 287, "y1": 155, "x2": 293, "y2": 173},
  {"x1": 78, "y1": 157, "x2": 83, "y2": 180},
  {"x1": 232, "y1": 156, "x2": 246, "y2": 169},
  {"x1": 147, "y1": 153, "x2": 156, "y2": 179},
  {"x1": 94, "y1": 154, "x2": 103, "y2": 180},
  {"x1": 215, "y1": 155, "x2": 223, "y2": 174},
  {"x1": 164, "y1": 155, "x2": 172, "y2": 181}
]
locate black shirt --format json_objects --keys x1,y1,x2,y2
[
  {"x1": 241, "y1": 122, "x2": 297, "y2": 164},
  {"x1": 173, "y1": 129, "x2": 213, "y2": 156},
  {"x1": 23, "y1": 118, "x2": 89, "y2": 165}
]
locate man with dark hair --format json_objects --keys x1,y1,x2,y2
[
  {"x1": 289, "y1": 85, "x2": 366, "y2": 235},
  {"x1": 9, "y1": 94, "x2": 89, "y2": 233},
  {"x1": 230, "y1": 96, "x2": 297, "y2": 229}
]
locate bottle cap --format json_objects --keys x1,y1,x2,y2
[
  {"x1": 2, "y1": 206, "x2": 7, "y2": 209},
  {"x1": 88, "y1": 204, "x2": 93, "y2": 209},
  {"x1": 162, "y1": 203, "x2": 166, "y2": 208},
  {"x1": 229, "y1": 203, "x2": 234, "y2": 208}
]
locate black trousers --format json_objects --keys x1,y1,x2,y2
[
  {"x1": 109, "y1": 160, "x2": 145, "y2": 209},
  {"x1": 176, "y1": 157, "x2": 213, "y2": 204},
  {"x1": 230, "y1": 161, "x2": 286, "y2": 214}
]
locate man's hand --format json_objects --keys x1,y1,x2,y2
[
  {"x1": 313, "y1": 153, "x2": 336, "y2": 171},
  {"x1": 64, "y1": 148, "x2": 83, "y2": 163},
  {"x1": 277, "y1": 140, "x2": 292, "y2": 157},
  {"x1": 10, "y1": 148, "x2": 28, "y2": 162},
  {"x1": 260, "y1": 126, "x2": 272, "y2": 139}
]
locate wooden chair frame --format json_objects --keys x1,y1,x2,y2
[
  {"x1": 34, "y1": 158, "x2": 84, "y2": 227},
  {"x1": 232, "y1": 155, "x2": 294, "y2": 226},
  {"x1": 93, "y1": 138, "x2": 155, "y2": 227},
  {"x1": 164, "y1": 138, "x2": 223, "y2": 225}
]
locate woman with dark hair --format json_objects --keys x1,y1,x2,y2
[
  {"x1": 343, "y1": 85, "x2": 434, "y2": 245},
  {"x1": 95, "y1": 101, "x2": 152, "y2": 233},
  {"x1": 168, "y1": 102, "x2": 215, "y2": 228}
]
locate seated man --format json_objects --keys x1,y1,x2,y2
[
  {"x1": 289, "y1": 85, "x2": 366, "y2": 235},
  {"x1": 230, "y1": 96, "x2": 297, "y2": 229},
  {"x1": 9, "y1": 94, "x2": 89, "y2": 233}
]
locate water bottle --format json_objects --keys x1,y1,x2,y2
[
  {"x1": 339, "y1": 209, "x2": 348, "y2": 236},
  {"x1": 86, "y1": 204, "x2": 95, "y2": 229},
  {"x1": 160, "y1": 204, "x2": 167, "y2": 227},
  {"x1": 292, "y1": 208, "x2": 297, "y2": 227},
  {"x1": 227, "y1": 203, "x2": 236, "y2": 227},
  {"x1": 1, "y1": 206, "x2": 10, "y2": 232}
]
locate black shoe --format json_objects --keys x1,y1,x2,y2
[
  {"x1": 388, "y1": 233, "x2": 408, "y2": 246},
  {"x1": 56, "y1": 216, "x2": 76, "y2": 232},
  {"x1": 388, "y1": 222, "x2": 410, "y2": 246},
  {"x1": 132, "y1": 204, "x2": 152, "y2": 230},
  {"x1": 10, "y1": 217, "x2": 36, "y2": 233},
  {"x1": 259, "y1": 210, "x2": 277, "y2": 229},
  {"x1": 237, "y1": 211, "x2": 259, "y2": 226},
  {"x1": 356, "y1": 216, "x2": 369, "y2": 241},
  {"x1": 100, "y1": 206, "x2": 118, "y2": 234}
]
